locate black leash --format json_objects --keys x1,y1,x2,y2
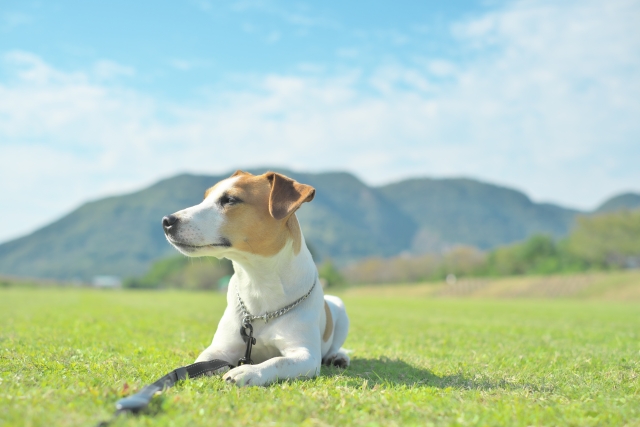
[
  {"x1": 238, "y1": 323, "x2": 256, "y2": 365},
  {"x1": 95, "y1": 283, "x2": 305, "y2": 425},
  {"x1": 95, "y1": 359, "x2": 233, "y2": 426},
  {"x1": 96, "y1": 327, "x2": 258, "y2": 426}
]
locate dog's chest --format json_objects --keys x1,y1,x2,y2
[{"x1": 239, "y1": 318, "x2": 297, "y2": 364}]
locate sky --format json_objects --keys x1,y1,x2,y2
[{"x1": 1, "y1": 0, "x2": 639, "y2": 244}]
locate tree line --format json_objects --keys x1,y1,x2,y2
[{"x1": 344, "y1": 209, "x2": 640, "y2": 284}]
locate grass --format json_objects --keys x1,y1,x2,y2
[{"x1": 1, "y1": 286, "x2": 639, "y2": 426}]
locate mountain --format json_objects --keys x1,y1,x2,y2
[
  {"x1": 378, "y1": 178, "x2": 579, "y2": 251},
  {"x1": 594, "y1": 193, "x2": 640, "y2": 213},
  {"x1": 0, "y1": 173, "x2": 223, "y2": 281},
  {"x1": 0, "y1": 169, "x2": 417, "y2": 280},
  {"x1": 0, "y1": 168, "x2": 634, "y2": 281}
]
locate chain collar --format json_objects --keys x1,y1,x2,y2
[{"x1": 236, "y1": 279, "x2": 317, "y2": 326}]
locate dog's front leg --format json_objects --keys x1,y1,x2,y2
[
  {"x1": 194, "y1": 310, "x2": 245, "y2": 366},
  {"x1": 223, "y1": 347, "x2": 320, "y2": 387},
  {"x1": 195, "y1": 345, "x2": 242, "y2": 364}
]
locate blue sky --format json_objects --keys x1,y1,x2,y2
[{"x1": 1, "y1": 0, "x2": 639, "y2": 243}]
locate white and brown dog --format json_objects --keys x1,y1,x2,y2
[{"x1": 162, "y1": 170, "x2": 350, "y2": 387}]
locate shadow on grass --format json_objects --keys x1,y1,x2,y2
[{"x1": 322, "y1": 357, "x2": 550, "y2": 392}]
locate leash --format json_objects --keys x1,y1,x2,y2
[
  {"x1": 95, "y1": 359, "x2": 233, "y2": 426},
  {"x1": 96, "y1": 280, "x2": 317, "y2": 425}
]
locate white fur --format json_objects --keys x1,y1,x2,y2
[
  {"x1": 165, "y1": 177, "x2": 239, "y2": 255},
  {"x1": 165, "y1": 176, "x2": 350, "y2": 387}
]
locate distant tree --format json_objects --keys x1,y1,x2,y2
[
  {"x1": 318, "y1": 260, "x2": 346, "y2": 288},
  {"x1": 124, "y1": 255, "x2": 233, "y2": 290},
  {"x1": 567, "y1": 210, "x2": 640, "y2": 268},
  {"x1": 341, "y1": 247, "x2": 485, "y2": 285},
  {"x1": 440, "y1": 246, "x2": 487, "y2": 278},
  {"x1": 124, "y1": 256, "x2": 182, "y2": 289},
  {"x1": 497, "y1": 235, "x2": 559, "y2": 275},
  {"x1": 484, "y1": 234, "x2": 587, "y2": 276}
]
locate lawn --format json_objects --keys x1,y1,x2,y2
[{"x1": 1, "y1": 287, "x2": 639, "y2": 426}]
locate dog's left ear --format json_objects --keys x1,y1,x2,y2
[
  {"x1": 266, "y1": 173, "x2": 315, "y2": 220},
  {"x1": 231, "y1": 170, "x2": 251, "y2": 177}
]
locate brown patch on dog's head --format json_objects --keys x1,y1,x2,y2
[
  {"x1": 204, "y1": 170, "x2": 250, "y2": 199},
  {"x1": 215, "y1": 171, "x2": 314, "y2": 257}
]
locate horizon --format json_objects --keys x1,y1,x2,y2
[{"x1": 1, "y1": 0, "x2": 639, "y2": 243}]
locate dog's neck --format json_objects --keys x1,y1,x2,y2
[{"x1": 225, "y1": 217, "x2": 317, "y2": 315}]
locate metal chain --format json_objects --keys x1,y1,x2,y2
[{"x1": 237, "y1": 279, "x2": 317, "y2": 326}]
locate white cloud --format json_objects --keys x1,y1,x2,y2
[
  {"x1": 439, "y1": 0, "x2": 640, "y2": 203},
  {"x1": 4, "y1": 51, "x2": 87, "y2": 84},
  {"x1": 1, "y1": 0, "x2": 640, "y2": 243},
  {"x1": 427, "y1": 60, "x2": 457, "y2": 77}
]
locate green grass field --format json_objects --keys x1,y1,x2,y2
[{"x1": 1, "y1": 287, "x2": 639, "y2": 426}]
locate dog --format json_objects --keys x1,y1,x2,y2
[{"x1": 162, "y1": 170, "x2": 350, "y2": 386}]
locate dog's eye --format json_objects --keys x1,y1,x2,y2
[{"x1": 219, "y1": 194, "x2": 242, "y2": 206}]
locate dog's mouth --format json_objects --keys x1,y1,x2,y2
[{"x1": 167, "y1": 237, "x2": 232, "y2": 249}]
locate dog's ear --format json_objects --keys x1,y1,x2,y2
[
  {"x1": 231, "y1": 170, "x2": 250, "y2": 177},
  {"x1": 266, "y1": 172, "x2": 315, "y2": 220}
]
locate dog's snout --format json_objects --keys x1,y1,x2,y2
[{"x1": 162, "y1": 214, "x2": 178, "y2": 231}]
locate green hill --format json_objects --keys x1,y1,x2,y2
[
  {"x1": 0, "y1": 169, "x2": 635, "y2": 281},
  {"x1": 594, "y1": 192, "x2": 640, "y2": 213},
  {"x1": 0, "y1": 173, "x2": 222, "y2": 280},
  {"x1": 379, "y1": 178, "x2": 579, "y2": 251}
]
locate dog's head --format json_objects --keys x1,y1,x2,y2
[{"x1": 162, "y1": 171, "x2": 315, "y2": 258}]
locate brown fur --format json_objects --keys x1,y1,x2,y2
[
  {"x1": 323, "y1": 301, "x2": 333, "y2": 342},
  {"x1": 208, "y1": 171, "x2": 314, "y2": 257},
  {"x1": 204, "y1": 170, "x2": 250, "y2": 199},
  {"x1": 286, "y1": 215, "x2": 302, "y2": 255},
  {"x1": 267, "y1": 173, "x2": 315, "y2": 220}
]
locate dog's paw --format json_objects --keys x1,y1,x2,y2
[
  {"x1": 223, "y1": 365, "x2": 266, "y2": 387},
  {"x1": 322, "y1": 349, "x2": 350, "y2": 368}
]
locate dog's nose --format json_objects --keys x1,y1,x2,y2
[{"x1": 162, "y1": 215, "x2": 178, "y2": 230}]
